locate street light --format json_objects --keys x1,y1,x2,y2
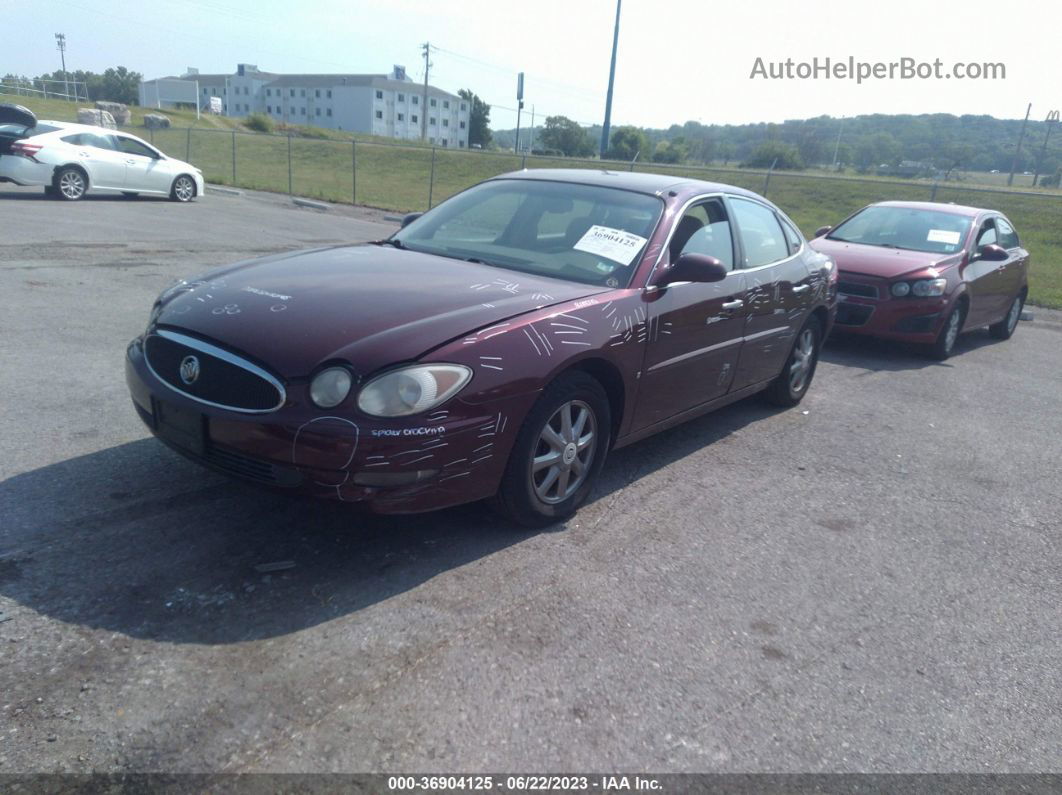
[
  {"x1": 599, "y1": 0, "x2": 622, "y2": 158},
  {"x1": 55, "y1": 33, "x2": 70, "y2": 100}
]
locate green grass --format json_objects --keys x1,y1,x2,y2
[{"x1": 8, "y1": 92, "x2": 1061, "y2": 307}]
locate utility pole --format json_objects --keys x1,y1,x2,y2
[
  {"x1": 1007, "y1": 102, "x2": 1032, "y2": 187},
  {"x1": 1032, "y1": 110, "x2": 1059, "y2": 187},
  {"x1": 599, "y1": 0, "x2": 622, "y2": 158},
  {"x1": 831, "y1": 116, "x2": 844, "y2": 170},
  {"x1": 421, "y1": 42, "x2": 431, "y2": 142},
  {"x1": 514, "y1": 72, "x2": 524, "y2": 154},
  {"x1": 529, "y1": 105, "x2": 536, "y2": 154},
  {"x1": 55, "y1": 33, "x2": 69, "y2": 100}
]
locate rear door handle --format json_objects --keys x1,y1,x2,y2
[
  {"x1": 125, "y1": 159, "x2": 137, "y2": 165},
  {"x1": 721, "y1": 300, "x2": 744, "y2": 311},
  {"x1": 792, "y1": 284, "x2": 810, "y2": 294}
]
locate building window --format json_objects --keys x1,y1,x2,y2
[
  {"x1": 375, "y1": 90, "x2": 383, "y2": 99},
  {"x1": 460, "y1": 120, "x2": 466, "y2": 129},
  {"x1": 397, "y1": 93, "x2": 404, "y2": 102},
  {"x1": 412, "y1": 95, "x2": 419, "y2": 105},
  {"x1": 375, "y1": 110, "x2": 383, "y2": 119},
  {"x1": 301, "y1": 107, "x2": 306, "y2": 115},
  {"x1": 459, "y1": 140, "x2": 465, "y2": 147},
  {"x1": 315, "y1": 89, "x2": 320, "y2": 97},
  {"x1": 411, "y1": 114, "x2": 418, "y2": 123},
  {"x1": 267, "y1": 105, "x2": 272, "y2": 114},
  {"x1": 429, "y1": 98, "x2": 437, "y2": 107},
  {"x1": 430, "y1": 117, "x2": 436, "y2": 126},
  {"x1": 203, "y1": 88, "x2": 208, "y2": 95},
  {"x1": 443, "y1": 100, "x2": 449, "y2": 109},
  {"x1": 327, "y1": 89, "x2": 332, "y2": 98},
  {"x1": 327, "y1": 108, "x2": 332, "y2": 117},
  {"x1": 460, "y1": 102, "x2": 467, "y2": 111},
  {"x1": 441, "y1": 139, "x2": 447, "y2": 147},
  {"x1": 442, "y1": 118, "x2": 449, "y2": 127},
  {"x1": 397, "y1": 113, "x2": 404, "y2": 121},
  {"x1": 290, "y1": 88, "x2": 295, "y2": 97},
  {"x1": 315, "y1": 107, "x2": 321, "y2": 116}
]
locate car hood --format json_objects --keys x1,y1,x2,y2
[
  {"x1": 810, "y1": 237, "x2": 961, "y2": 279},
  {"x1": 156, "y1": 244, "x2": 607, "y2": 377}
]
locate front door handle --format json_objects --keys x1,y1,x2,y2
[
  {"x1": 792, "y1": 284, "x2": 810, "y2": 294},
  {"x1": 721, "y1": 300, "x2": 744, "y2": 311}
]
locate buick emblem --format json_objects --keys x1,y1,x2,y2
[{"x1": 179, "y1": 355, "x2": 200, "y2": 385}]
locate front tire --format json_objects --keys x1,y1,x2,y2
[
  {"x1": 170, "y1": 175, "x2": 196, "y2": 202},
  {"x1": 928, "y1": 302, "x2": 964, "y2": 360},
  {"x1": 764, "y1": 315, "x2": 822, "y2": 407},
  {"x1": 492, "y1": 371, "x2": 611, "y2": 528},
  {"x1": 989, "y1": 293, "x2": 1023, "y2": 340},
  {"x1": 54, "y1": 167, "x2": 87, "y2": 201}
]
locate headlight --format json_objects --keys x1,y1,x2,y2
[
  {"x1": 148, "y1": 301, "x2": 163, "y2": 327},
  {"x1": 891, "y1": 282, "x2": 911, "y2": 297},
  {"x1": 357, "y1": 364, "x2": 472, "y2": 417},
  {"x1": 911, "y1": 278, "x2": 947, "y2": 297},
  {"x1": 310, "y1": 367, "x2": 353, "y2": 408}
]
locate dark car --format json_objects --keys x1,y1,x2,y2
[
  {"x1": 126, "y1": 170, "x2": 837, "y2": 526},
  {"x1": 811, "y1": 201, "x2": 1029, "y2": 359}
]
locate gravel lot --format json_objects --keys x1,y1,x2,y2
[{"x1": 1, "y1": 184, "x2": 1060, "y2": 774}]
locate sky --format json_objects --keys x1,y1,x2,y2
[{"x1": 10, "y1": 0, "x2": 1058, "y2": 131}]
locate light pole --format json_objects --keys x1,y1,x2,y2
[
  {"x1": 1032, "y1": 110, "x2": 1060, "y2": 188},
  {"x1": 599, "y1": 0, "x2": 621, "y2": 158},
  {"x1": 831, "y1": 116, "x2": 844, "y2": 170},
  {"x1": 55, "y1": 33, "x2": 69, "y2": 100}
]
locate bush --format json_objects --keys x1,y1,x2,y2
[
  {"x1": 244, "y1": 113, "x2": 274, "y2": 133},
  {"x1": 741, "y1": 141, "x2": 805, "y2": 170}
]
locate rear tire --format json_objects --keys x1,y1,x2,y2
[
  {"x1": 54, "y1": 167, "x2": 87, "y2": 201},
  {"x1": 989, "y1": 293, "x2": 1023, "y2": 340},
  {"x1": 764, "y1": 315, "x2": 822, "y2": 407},
  {"x1": 491, "y1": 371, "x2": 611, "y2": 528},
  {"x1": 170, "y1": 175, "x2": 196, "y2": 202},
  {"x1": 928, "y1": 302, "x2": 964, "y2": 360}
]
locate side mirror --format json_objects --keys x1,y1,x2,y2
[
  {"x1": 814, "y1": 225, "x2": 832, "y2": 238},
  {"x1": 401, "y1": 212, "x2": 423, "y2": 228},
  {"x1": 976, "y1": 243, "x2": 1008, "y2": 262},
  {"x1": 654, "y1": 253, "x2": 728, "y2": 288}
]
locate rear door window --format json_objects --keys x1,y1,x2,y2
[
  {"x1": 996, "y1": 218, "x2": 1019, "y2": 249},
  {"x1": 729, "y1": 197, "x2": 789, "y2": 268}
]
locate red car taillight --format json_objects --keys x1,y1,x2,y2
[{"x1": 11, "y1": 141, "x2": 43, "y2": 160}]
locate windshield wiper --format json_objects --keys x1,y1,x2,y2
[
  {"x1": 463, "y1": 256, "x2": 503, "y2": 268},
  {"x1": 373, "y1": 238, "x2": 405, "y2": 249}
]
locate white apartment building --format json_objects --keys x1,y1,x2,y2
[{"x1": 140, "y1": 64, "x2": 471, "y2": 148}]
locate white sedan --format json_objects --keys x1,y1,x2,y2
[{"x1": 0, "y1": 103, "x2": 204, "y2": 202}]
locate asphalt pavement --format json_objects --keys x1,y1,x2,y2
[{"x1": 1, "y1": 184, "x2": 1060, "y2": 773}]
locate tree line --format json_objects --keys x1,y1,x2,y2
[
  {"x1": 2, "y1": 66, "x2": 143, "y2": 106},
  {"x1": 491, "y1": 112, "x2": 1062, "y2": 179}
]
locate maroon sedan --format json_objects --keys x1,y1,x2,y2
[
  {"x1": 126, "y1": 170, "x2": 837, "y2": 525},
  {"x1": 811, "y1": 201, "x2": 1029, "y2": 359}
]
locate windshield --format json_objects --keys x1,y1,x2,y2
[
  {"x1": 828, "y1": 206, "x2": 971, "y2": 255},
  {"x1": 393, "y1": 179, "x2": 665, "y2": 287}
]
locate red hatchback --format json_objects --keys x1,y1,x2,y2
[{"x1": 811, "y1": 201, "x2": 1029, "y2": 358}]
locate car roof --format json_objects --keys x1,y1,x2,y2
[
  {"x1": 37, "y1": 120, "x2": 140, "y2": 137},
  {"x1": 871, "y1": 200, "x2": 989, "y2": 218},
  {"x1": 490, "y1": 168, "x2": 765, "y2": 200}
]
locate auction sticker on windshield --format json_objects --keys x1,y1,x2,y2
[
  {"x1": 573, "y1": 225, "x2": 649, "y2": 266},
  {"x1": 927, "y1": 229, "x2": 962, "y2": 246}
]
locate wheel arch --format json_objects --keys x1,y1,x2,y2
[
  {"x1": 52, "y1": 163, "x2": 89, "y2": 187},
  {"x1": 555, "y1": 356, "x2": 626, "y2": 447},
  {"x1": 171, "y1": 173, "x2": 198, "y2": 198}
]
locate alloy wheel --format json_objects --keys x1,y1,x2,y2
[
  {"x1": 1006, "y1": 297, "x2": 1021, "y2": 334},
  {"x1": 59, "y1": 170, "x2": 85, "y2": 200},
  {"x1": 944, "y1": 308, "x2": 961, "y2": 353},
  {"x1": 789, "y1": 327, "x2": 816, "y2": 394},
  {"x1": 530, "y1": 399, "x2": 596, "y2": 505},
  {"x1": 174, "y1": 177, "x2": 195, "y2": 202}
]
